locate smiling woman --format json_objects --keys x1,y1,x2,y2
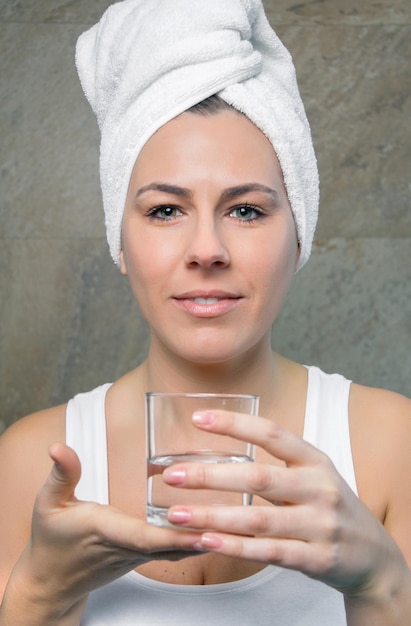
[
  {"x1": 0, "y1": 1, "x2": 410, "y2": 625},
  {"x1": 119, "y1": 109, "x2": 298, "y2": 366}
]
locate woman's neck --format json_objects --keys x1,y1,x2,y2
[
  {"x1": 120, "y1": 340, "x2": 306, "y2": 434},
  {"x1": 140, "y1": 335, "x2": 285, "y2": 404}
]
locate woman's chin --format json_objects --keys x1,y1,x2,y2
[{"x1": 165, "y1": 340, "x2": 264, "y2": 370}]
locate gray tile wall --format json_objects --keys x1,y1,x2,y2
[{"x1": 1, "y1": 1, "x2": 410, "y2": 432}]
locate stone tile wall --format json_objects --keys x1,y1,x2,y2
[{"x1": 1, "y1": 1, "x2": 410, "y2": 432}]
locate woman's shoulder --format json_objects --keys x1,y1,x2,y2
[
  {"x1": 0, "y1": 403, "x2": 68, "y2": 486},
  {"x1": 0, "y1": 403, "x2": 69, "y2": 521},
  {"x1": 349, "y1": 381, "x2": 411, "y2": 436},
  {"x1": 350, "y1": 381, "x2": 411, "y2": 463},
  {"x1": 1, "y1": 402, "x2": 67, "y2": 448},
  {"x1": 348, "y1": 381, "x2": 411, "y2": 521},
  {"x1": 0, "y1": 404, "x2": 68, "y2": 594}
]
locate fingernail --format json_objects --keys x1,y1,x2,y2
[
  {"x1": 192, "y1": 411, "x2": 216, "y2": 426},
  {"x1": 168, "y1": 508, "x2": 192, "y2": 524},
  {"x1": 200, "y1": 534, "x2": 222, "y2": 549},
  {"x1": 163, "y1": 468, "x2": 186, "y2": 485}
]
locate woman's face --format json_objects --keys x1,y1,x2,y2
[{"x1": 120, "y1": 109, "x2": 299, "y2": 365}]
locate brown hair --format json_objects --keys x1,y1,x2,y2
[{"x1": 187, "y1": 94, "x2": 239, "y2": 116}]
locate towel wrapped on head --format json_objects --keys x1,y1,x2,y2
[{"x1": 76, "y1": 0, "x2": 319, "y2": 270}]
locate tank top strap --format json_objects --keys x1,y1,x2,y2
[
  {"x1": 66, "y1": 383, "x2": 112, "y2": 504},
  {"x1": 303, "y1": 366, "x2": 358, "y2": 495}
]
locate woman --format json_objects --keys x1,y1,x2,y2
[{"x1": 1, "y1": 1, "x2": 410, "y2": 624}]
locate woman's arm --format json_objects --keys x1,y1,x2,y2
[
  {"x1": 0, "y1": 407, "x2": 65, "y2": 606},
  {"x1": 344, "y1": 385, "x2": 411, "y2": 623},
  {"x1": 0, "y1": 407, "x2": 82, "y2": 625},
  {"x1": 1, "y1": 577, "x2": 88, "y2": 626}
]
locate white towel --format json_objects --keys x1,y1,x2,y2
[{"x1": 76, "y1": 0, "x2": 319, "y2": 270}]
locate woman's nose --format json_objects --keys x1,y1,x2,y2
[{"x1": 183, "y1": 218, "x2": 230, "y2": 269}]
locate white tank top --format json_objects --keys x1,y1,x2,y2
[{"x1": 66, "y1": 366, "x2": 357, "y2": 625}]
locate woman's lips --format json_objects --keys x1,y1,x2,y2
[{"x1": 173, "y1": 292, "x2": 243, "y2": 318}]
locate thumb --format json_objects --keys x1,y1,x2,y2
[{"x1": 40, "y1": 442, "x2": 82, "y2": 506}]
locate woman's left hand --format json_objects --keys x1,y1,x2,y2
[{"x1": 162, "y1": 409, "x2": 407, "y2": 599}]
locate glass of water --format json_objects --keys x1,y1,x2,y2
[{"x1": 146, "y1": 392, "x2": 259, "y2": 529}]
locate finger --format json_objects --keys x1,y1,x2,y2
[
  {"x1": 196, "y1": 532, "x2": 324, "y2": 576},
  {"x1": 192, "y1": 410, "x2": 325, "y2": 467},
  {"x1": 167, "y1": 503, "x2": 318, "y2": 541},
  {"x1": 91, "y1": 504, "x2": 203, "y2": 555},
  {"x1": 163, "y1": 461, "x2": 320, "y2": 504},
  {"x1": 37, "y1": 442, "x2": 82, "y2": 507}
]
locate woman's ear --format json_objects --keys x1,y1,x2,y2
[{"x1": 119, "y1": 250, "x2": 128, "y2": 275}]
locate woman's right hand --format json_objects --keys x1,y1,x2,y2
[{"x1": 1, "y1": 442, "x2": 202, "y2": 625}]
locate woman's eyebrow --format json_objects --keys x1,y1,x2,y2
[
  {"x1": 135, "y1": 182, "x2": 279, "y2": 202},
  {"x1": 135, "y1": 183, "x2": 192, "y2": 199},
  {"x1": 220, "y1": 184, "x2": 279, "y2": 202}
]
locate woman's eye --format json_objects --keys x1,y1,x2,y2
[
  {"x1": 148, "y1": 205, "x2": 182, "y2": 220},
  {"x1": 230, "y1": 204, "x2": 262, "y2": 221}
]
